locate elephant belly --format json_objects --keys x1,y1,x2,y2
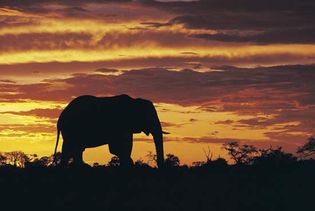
[
  {"x1": 61, "y1": 118, "x2": 127, "y2": 148},
  {"x1": 78, "y1": 130, "x2": 113, "y2": 148},
  {"x1": 84, "y1": 137, "x2": 109, "y2": 148}
]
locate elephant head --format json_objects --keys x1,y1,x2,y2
[{"x1": 134, "y1": 98, "x2": 165, "y2": 168}]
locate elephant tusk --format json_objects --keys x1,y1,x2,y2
[{"x1": 162, "y1": 131, "x2": 170, "y2": 134}]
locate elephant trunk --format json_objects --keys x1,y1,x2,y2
[
  {"x1": 153, "y1": 130, "x2": 164, "y2": 168},
  {"x1": 146, "y1": 101, "x2": 165, "y2": 168}
]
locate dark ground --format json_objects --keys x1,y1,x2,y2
[{"x1": 0, "y1": 163, "x2": 315, "y2": 211}]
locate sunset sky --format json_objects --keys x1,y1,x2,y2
[{"x1": 1, "y1": 0, "x2": 315, "y2": 165}]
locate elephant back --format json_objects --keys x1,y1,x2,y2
[{"x1": 58, "y1": 95, "x2": 136, "y2": 134}]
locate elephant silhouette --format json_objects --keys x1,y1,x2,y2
[{"x1": 54, "y1": 94, "x2": 165, "y2": 168}]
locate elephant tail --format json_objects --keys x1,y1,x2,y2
[{"x1": 53, "y1": 126, "x2": 61, "y2": 164}]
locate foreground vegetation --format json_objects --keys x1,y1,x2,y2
[
  {"x1": 1, "y1": 160, "x2": 315, "y2": 210},
  {"x1": 1, "y1": 138, "x2": 315, "y2": 210}
]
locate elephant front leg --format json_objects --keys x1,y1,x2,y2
[{"x1": 109, "y1": 133, "x2": 133, "y2": 167}]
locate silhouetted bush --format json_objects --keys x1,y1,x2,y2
[
  {"x1": 223, "y1": 141, "x2": 257, "y2": 165},
  {"x1": 210, "y1": 157, "x2": 228, "y2": 167},
  {"x1": 297, "y1": 137, "x2": 315, "y2": 158},
  {"x1": 193, "y1": 157, "x2": 228, "y2": 170},
  {"x1": 164, "y1": 153, "x2": 180, "y2": 167},
  {"x1": 0, "y1": 159, "x2": 314, "y2": 211},
  {"x1": 108, "y1": 156, "x2": 120, "y2": 167},
  {"x1": 253, "y1": 146, "x2": 297, "y2": 167},
  {"x1": 26, "y1": 155, "x2": 53, "y2": 168}
]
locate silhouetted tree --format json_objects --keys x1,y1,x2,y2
[
  {"x1": 5, "y1": 151, "x2": 29, "y2": 167},
  {"x1": 253, "y1": 146, "x2": 297, "y2": 166},
  {"x1": 108, "y1": 156, "x2": 120, "y2": 167},
  {"x1": 165, "y1": 154, "x2": 180, "y2": 167},
  {"x1": 0, "y1": 153, "x2": 6, "y2": 166},
  {"x1": 223, "y1": 141, "x2": 257, "y2": 165},
  {"x1": 297, "y1": 137, "x2": 315, "y2": 158},
  {"x1": 203, "y1": 146, "x2": 213, "y2": 163},
  {"x1": 25, "y1": 153, "x2": 59, "y2": 167}
]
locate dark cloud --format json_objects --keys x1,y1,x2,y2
[
  {"x1": 142, "y1": 0, "x2": 315, "y2": 45},
  {"x1": 146, "y1": 0, "x2": 315, "y2": 14},
  {"x1": 161, "y1": 121, "x2": 186, "y2": 128},
  {"x1": 0, "y1": 0, "x2": 165, "y2": 22},
  {"x1": 2, "y1": 65, "x2": 315, "y2": 107},
  {"x1": 215, "y1": 120, "x2": 234, "y2": 124},
  {"x1": 0, "y1": 30, "x2": 204, "y2": 52},
  {"x1": 2, "y1": 65, "x2": 315, "y2": 143},
  {"x1": 0, "y1": 0, "x2": 132, "y2": 8},
  {"x1": 193, "y1": 27, "x2": 315, "y2": 44},
  {"x1": 0, "y1": 17, "x2": 39, "y2": 29},
  {"x1": 1, "y1": 0, "x2": 315, "y2": 50},
  {"x1": 95, "y1": 68, "x2": 119, "y2": 73},
  {"x1": 97, "y1": 31, "x2": 192, "y2": 49},
  {"x1": 0, "y1": 80, "x2": 16, "y2": 84},
  {"x1": 2, "y1": 54, "x2": 315, "y2": 79},
  {"x1": 237, "y1": 117, "x2": 271, "y2": 128},
  {"x1": 0, "y1": 123, "x2": 56, "y2": 134},
  {"x1": 168, "y1": 11, "x2": 312, "y2": 30},
  {"x1": 1, "y1": 64, "x2": 315, "y2": 148}
]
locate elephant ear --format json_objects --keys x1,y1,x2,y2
[{"x1": 133, "y1": 98, "x2": 151, "y2": 135}]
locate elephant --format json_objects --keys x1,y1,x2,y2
[{"x1": 53, "y1": 94, "x2": 165, "y2": 168}]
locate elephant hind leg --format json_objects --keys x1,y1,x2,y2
[
  {"x1": 109, "y1": 136, "x2": 134, "y2": 167},
  {"x1": 60, "y1": 149, "x2": 84, "y2": 167},
  {"x1": 60, "y1": 142, "x2": 71, "y2": 166},
  {"x1": 61, "y1": 141, "x2": 84, "y2": 167}
]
